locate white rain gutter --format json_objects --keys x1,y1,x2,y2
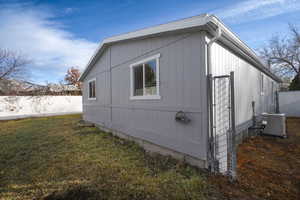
[{"x1": 206, "y1": 16, "x2": 222, "y2": 75}]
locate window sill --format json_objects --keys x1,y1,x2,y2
[
  {"x1": 88, "y1": 98, "x2": 97, "y2": 101},
  {"x1": 130, "y1": 95, "x2": 161, "y2": 100}
]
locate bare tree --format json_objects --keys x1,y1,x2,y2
[
  {"x1": 259, "y1": 24, "x2": 300, "y2": 90},
  {"x1": 64, "y1": 67, "x2": 82, "y2": 89},
  {"x1": 0, "y1": 49, "x2": 30, "y2": 80},
  {"x1": 260, "y1": 24, "x2": 300, "y2": 78}
]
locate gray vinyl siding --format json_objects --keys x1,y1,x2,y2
[
  {"x1": 83, "y1": 32, "x2": 208, "y2": 160},
  {"x1": 83, "y1": 48, "x2": 112, "y2": 127},
  {"x1": 82, "y1": 30, "x2": 279, "y2": 162},
  {"x1": 210, "y1": 40, "x2": 279, "y2": 132}
]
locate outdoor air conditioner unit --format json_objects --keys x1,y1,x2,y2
[{"x1": 261, "y1": 113, "x2": 287, "y2": 138}]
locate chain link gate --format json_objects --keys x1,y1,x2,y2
[{"x1": 208, "y1": 72, "x2": 237, "y2": 179}]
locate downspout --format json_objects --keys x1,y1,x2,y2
[
  {"x1": 206, "y1": 17, "x2": 221, "y2": 171},
  {"x1": 207, "y1": 23, "x2": 222, "y2": 74}
]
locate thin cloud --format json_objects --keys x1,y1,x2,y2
[
  {"x1": 0, "y1": 3, "x2": 98, "y2": 83},
  {"x1": 64, "y1": 7, "x2": 77, "y2": 15},
  {"x1": 215, "y1": 0, "x2": 300, "y2": 24}
]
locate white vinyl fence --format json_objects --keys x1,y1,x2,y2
[
  {"x1": 279, "y1": 91, "x2": 300, "y2": 117},
  {"x1": 0, "y1": 96, "x2": 82, "y2": 120}
]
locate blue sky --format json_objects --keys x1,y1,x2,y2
[{"x1": 1, "y1": 0, "x2": 300, "y2": 84}]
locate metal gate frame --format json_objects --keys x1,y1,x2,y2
[{"x1": 208, "y1": 71, "x2": 236, "y2": 179}]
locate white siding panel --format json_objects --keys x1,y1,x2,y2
[{"x1": 211, "y1": 42, "x2": 278, "y2": 130}]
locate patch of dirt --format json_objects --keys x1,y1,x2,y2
[
  {"x1": 210, "y1": 117, "x2": 300, "y2": 200},
  {"x1": 77, "y1": 120, "x2": 95, "y2": 127}
]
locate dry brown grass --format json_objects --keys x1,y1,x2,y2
[{"x1": 210, "y1": 117, "x2": 300, "y2": 200}]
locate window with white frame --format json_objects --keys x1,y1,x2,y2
[
  {"x1": 130, "y1": 54, "x2": 160, "y2": 100},
  {"x1": 88, "y1": 78, "x2": 96, "y2": 99}
]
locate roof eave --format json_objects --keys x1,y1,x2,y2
[
  {"x1": 208, "y1": 16, "x2": 282, "y2": 83},
  {"x1": 79, "y1": 14, "x2": 212, "y2": 81},
  {"x1": 79, "y1": 14, "x2": 282, "y2": 83}
]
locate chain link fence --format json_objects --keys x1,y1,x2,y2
[{"x1": 209, "y1": 72, "x2": 237, "y2": 179}]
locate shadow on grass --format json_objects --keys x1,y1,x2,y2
[{"x1": 44, "y1": 185, "x2": 102, "y2": 200}]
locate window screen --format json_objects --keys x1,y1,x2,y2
[{"x1": 130, "y1": 54, "x2": 160, "y2": 100}]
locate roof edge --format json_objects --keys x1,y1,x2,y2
[
  {"x1": 79, "y1": 14, "x2": 212, "y2": 81},
  {"x1": 209, "y1": 16, "x2": 281, "y2": 83},
  {"x1": 79, "y1": 14, "x2": 281, "y2": 83}
]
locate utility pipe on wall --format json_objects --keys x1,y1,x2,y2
[{"x1": 206, "y1": 17, "x2": 222, "y2": 171}]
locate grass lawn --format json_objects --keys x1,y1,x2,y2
[
  {"x1": 0, "y1": 114, "x2": 216, "y2": 200},
  {"x1": 1, "y1": 114, "x2": 299, "y2": 200}
]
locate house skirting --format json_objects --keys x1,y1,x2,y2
[{"x1": 89, "y1": 121, "x2": 207, "y2": 169}]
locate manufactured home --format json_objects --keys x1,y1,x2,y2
[{"x1": 79, "y1": 14, "x2": 281, "y2": 175}]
